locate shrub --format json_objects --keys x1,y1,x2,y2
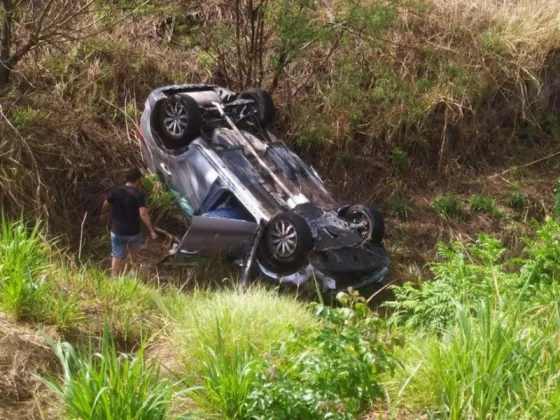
[
  {"x1": 41, "y1": 322, "x2": 174, "y2": 420},
  {"x1": 432, "y1": 195, "x2": 462, "y2": 218},
  {"x1": 468, "y1": 195, "x2": 502, "y2": 218},
  {"x1": 384, "y1": 235, "x2": 508, "y2": 331},
  {"x1": 245, "y1": 292, "x2": 398, "y2": 419},
  {"x1": 385, "y1": 220, "x2": 560, "y2": 418},
  {"x1": 521, "y1": 217, "x2": 560, "y2": 284}
]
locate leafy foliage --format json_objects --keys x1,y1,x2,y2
[
  {"x1": 190, "y1": 290, "x2": 397, "y2": 419},
  {"x1": 384, "y1": 235, "x2": 509, "y2": 330},
  {"x1": 245, "y1": 292, "x2": 398, "y2": 419}
]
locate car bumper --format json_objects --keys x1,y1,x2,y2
[{"x1": 257, "y1": 245, "x2": 390, "y2": 292}]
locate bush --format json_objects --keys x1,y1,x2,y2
[
  {"x1": 170, "y1": 288, "x2": 397, "y2": 419},
  {"x1": 384, "y1": 235, "x2": 509, "y2": 331},
  {"x1": 432, "y1": 195, "x2": 462, "y2": 218},
  {"x1": 385, "y1": 220, "x2": 560, "y2": 418},
  {"x1": 245, "y1": 292, "x2": 398, "y2": 419},
  {"x1": 41, "y1": 322, "x2": 174, "y2": 420}
]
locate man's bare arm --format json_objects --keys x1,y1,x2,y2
[
  {"x1": 101, "y1": 200, "x2": 111, "y2": 219},
  {"x1": 139, "y1": 207, "x2": 157, "y2": 239}
]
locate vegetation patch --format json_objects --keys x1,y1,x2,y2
[{"x1": 432, "y1": 195, "x2": 462, "y2": 218}]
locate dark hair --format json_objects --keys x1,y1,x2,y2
[{"x1": 126, "y1": 168, "x2": 143, "y2": 183}]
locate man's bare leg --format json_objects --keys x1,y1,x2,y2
[
  {"x1": 111, "y1": 256, "x2": 124, "y2": 276},
  {"x1": 126, "y1": 245, "x2": 139, "y2": 275}
]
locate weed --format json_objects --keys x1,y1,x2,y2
[
  {"x1": 384, "y1": 235, "x2": 508, "y2": 331},
  {"x1": 385, "y1": 220, "x2": 560, "y2": 418},
  {"x1": 41, "y1": 322, "x2": 174, "y2": 420},
  {"x1": 388, "y1": 196, "x2": 411, "y2": 218},
  {"x1": 432, "y1": 195, "x2": 462, "y2": 218},
  {"x1": 390, "y1": 147, "x2": 408, "y2": 171},
  {"x1": 468, "y1": 195, "x2": 502, "y2": 218},
  {"x1": 507, "y1": 186, "x2": 528, "y2": 209},
  {"x1": 9, "y1": 106, "x2": 51, "y2": 132},
  {"x1": 246, "y1": 292, "x2": 398, "y2": 418}
]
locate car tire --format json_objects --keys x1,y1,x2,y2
[
  {"x1": 257, "y1": 212, "x2": 313, "y2": 275},
  {"x1": 342, "y1": 205, "x2": 385, "y2": 244},
  {"x1": 239, "y1": 88, "x2": 275, "y2": 128},
  {"x1": 152, "y1": 94, "x2": 202, "y2": 149}
]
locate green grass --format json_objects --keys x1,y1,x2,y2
[
  {"x1": 383, "y1": 218, "x2": 560, "y2": 418},
  {"x1": 507, "y1": 186, "x2": 529, "y2": 209},
  {"x1": 0, "y1": 215, "x2": 51, "y2": 319},
  {"x1": 468, "y1": 195, "x2": 502, "y2": 218},
  {"x1": 388, "y1": 196, "x2": 411, "y2": 218},
  {"x1": 432, "y1": 195, "x2": 462, "y2": 218},
  {"x1": 41, "y1": 322, "x2": 174, "y2": 420},
  {"x1": 1, "y1": 212, "x2": 559, "y2": 419},
  {"x1": 162, "y1": 285, "x2": 320, "y2": 369}
]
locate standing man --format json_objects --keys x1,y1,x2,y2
[{"x1": 101, "y1": 168, "x2": 157, "y2": 276}]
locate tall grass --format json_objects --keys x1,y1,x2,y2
[
  {"x1": 162, "y1": 285, "x2": 320, "y2": 367},
  {"x1": 0, "y1": 215, "x2": 51, "y2": 319},
  {"x1": 41, "y1": 322, "x2": 174, "y2": 420},
  {"x1": 384, "y1": 218, "x2": 560, "y2": 418}
]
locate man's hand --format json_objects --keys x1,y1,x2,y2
[
  {"x1": 100, "y1": 200, "x2": 111, "y2": 221},
  {"x1": 150, "y1": 230, "x2": 158, "y2": 240}
]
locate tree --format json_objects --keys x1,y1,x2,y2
[{"x1": 0, "y1": 0, "x2": 104, "y2": 87}]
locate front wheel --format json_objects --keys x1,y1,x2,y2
[{"x1": 257, "y1": 212, "x2": 313, "y2": 275}]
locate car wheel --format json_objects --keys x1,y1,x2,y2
[
  {"x1": 342, "y1": 205, "x2": 385, "y2": 244},
  {"x1": 152, "y1": 94, "x2": 202, "y2": 149},
  {"x1": 257, "y1": 212, "x2": 313, "y2": 275},
  {"x1": 239, "y1": 88, "x2": 275, "y2": 128}
]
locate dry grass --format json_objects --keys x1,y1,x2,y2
[{"x1": 0, "y1": 315, "x2": 61, "y2": 419}]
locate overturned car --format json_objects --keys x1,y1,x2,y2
[{"x1": 138, "y1": 84, "x2": 389, "y2": 292}]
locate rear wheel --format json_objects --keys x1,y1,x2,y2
[
  {"x1": 257, "y1": 212, "x2": 313, "y2": 275},
  {"x1": 239, "y1": 88, "x2": 275, "y2": 128},
  {"x1": 152, "y1": 94, "x2": 202, "y2": 149},
  {"x1": 342, "y1": 205, "x2": 385, "y2": 244}
]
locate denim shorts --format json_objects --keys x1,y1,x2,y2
[{"x1": 111, "y1": 232, "x2": 142, "y2": 258}]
